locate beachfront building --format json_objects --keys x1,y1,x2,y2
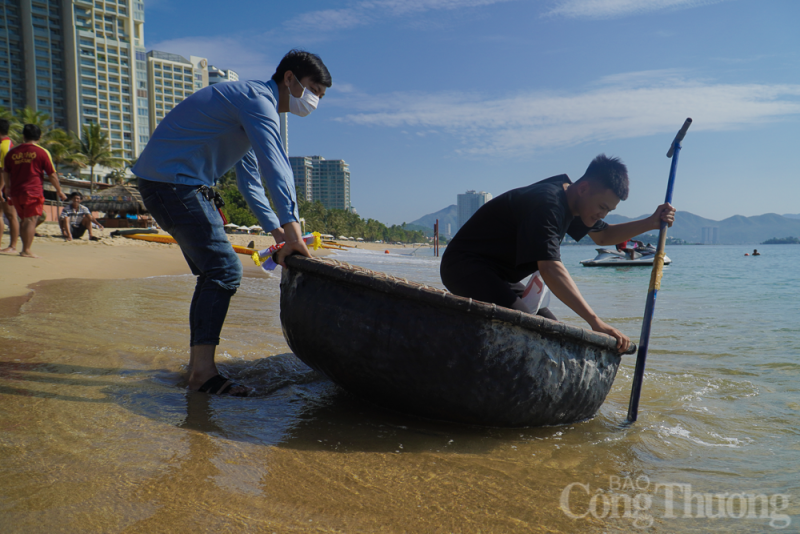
[
  {"x1": 457, "y1": 190, "x2": 492, "y2": 230},
  {"x1": 207, "y1": 65, "x2": 238, "y2": 85},
  {"x1": 289, "y1": 155, "x2": 351, "y2": 212},
  {"x1": 0, "y1": 0, "x2": 74, "y2": 129},
  {"x1": 289, "y1": 156, "x2": 313, "y2": 203},
  {"x1": 701, "y1": 226, "x2": 719, "y2": 245},
  {"x1": 145, "y1": 51, "x2": 208, "y2": 135},
  {"x1": 0, "y1": 0, "x2": 149, "y2": 176}
]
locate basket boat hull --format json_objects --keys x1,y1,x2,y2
[{"x1": 280, "y1": 257, "x2": 626, "y2": 427}]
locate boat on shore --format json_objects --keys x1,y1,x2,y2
[
  {"x1": 581, "y1": 243, "x2": 671, "y2": 267},
  {"x1": 280, "y1": 256, "x2": 635, "y2": 427}
]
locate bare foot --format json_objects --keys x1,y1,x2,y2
[
  {"x1": 0, "y1": 247, "x2": 17, "y2": 254},
  {"x1": 19, "y1": 251, "x2": 40, "y2": 258}
]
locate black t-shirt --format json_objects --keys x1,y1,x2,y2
[{"x1": 443, "y1": 174, "x2": 608, "y2": 283}]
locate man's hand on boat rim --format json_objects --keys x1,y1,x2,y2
[
  {"x1": 275, "y1": 221, "x2": 312, "y2": 268},
  {"x1": 589, "y1": 317, "x2": 631, "y2": 353}
]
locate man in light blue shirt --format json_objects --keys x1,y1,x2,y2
[{"x1": 134, "y1": 50, "x2": 331, "y2": 396}]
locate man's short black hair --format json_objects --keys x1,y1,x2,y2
[
  {"x1": 575, "y1": 154, "x2": 629, "y2": 201},
  {"x1": 22, "y1": 124, "x2": 42, "y2": 141},
  {"x1": 69, "y1": 192, "x2": 82, "y2": 200},
  {"x1": 271, "y1": 49, "x2": 332, "y2": 88},
  {"x1": 0, "y1": 119, "x2": 9, "y2": 136}
]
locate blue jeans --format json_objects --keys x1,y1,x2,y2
[{"x1": 138, "y1": 178, "x2": 242, "y2": 346}]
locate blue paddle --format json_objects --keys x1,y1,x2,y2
[{"x1": 626, "y1": 118, "x2": 692, "y2": 423}]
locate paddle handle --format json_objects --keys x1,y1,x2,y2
[
  {"x1": 627, "y1": 119, "x2": 691, "y2": 423},
  {"x1": 667, "y1": 118, "x2": 692, "y2": 158}
]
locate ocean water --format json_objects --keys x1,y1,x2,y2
[{"x1": 0, "y1": 244, "x2": 798, "y2": 532}]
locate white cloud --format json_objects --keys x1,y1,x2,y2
[
  {"x1": 148, "y1": 36, "x2": 276, "y2": 81},
  {"x1": 336, "y1": 72, "x2": 800, "y2": 155},
  {"x1": 285, "y1": 0, "x2": 518, "y2": 32},
  {"x1": 330, "y1": 81, "x2": 358, "y2": 94},
  {"x1": 544, "y1": 0, "x2": 730, "y2": 19}
]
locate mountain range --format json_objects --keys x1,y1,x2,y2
[
  {"x1": 407, "y1": 205, "x2": 458, "y2": 236},
  {"x1": 410, "y1": 208, "x2": 800, "y2": 244}
]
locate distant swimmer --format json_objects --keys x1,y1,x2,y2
[{"x1": 752, "y1": 249, "x2": 760, "y2": 256}]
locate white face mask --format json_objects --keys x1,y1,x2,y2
[{"x1": 288, "y1": 76, "x2": 319, "y2": 117}]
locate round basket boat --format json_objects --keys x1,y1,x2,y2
[{"x1": 280, "y1": 256, "x2": 634, "y2": 427}]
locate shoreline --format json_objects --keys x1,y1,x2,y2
[
  {"x1": 0, "y1": 223, "x2": 339, "y2": 314},
  {"x1": 0, "y1": 222, "x2": 424, "y2": 317}
]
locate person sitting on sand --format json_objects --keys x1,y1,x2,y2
[
  {"x1": 59, "y1": 192, "x2": 104, "y2": 241},
  {"x1": 132, "y1": 49, "x2": 332, "y2": 396},
  {"x1": 0, "y1": 118, "x2": 18, "y2": 253},
  {"x1": 440, "y1": 155, "x2": 676, "y2": 353},
  {"x1": 1, "y1": 124, "x2": 66, "y2": 258}
]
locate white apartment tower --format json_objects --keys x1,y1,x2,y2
[
  {"x1": 0, "y1": 0, "x2": 74, "y2": 129},
  {"x1": 0, "y1": 0, "x2": 148, "y2": 175},
  {"x1": 289, "y1": 155, "x2": 312, "y2": 203},
  {"x1": 73, "y1": 0, "x2": 147, "y2": 163},
  {"x1": 207, "y1": 64, "x2": 238, "y2": 85},
  {"x1": 0, "y1": 1, "x2": 231, "y2": 184},
  {"x1": 457, "y1": 190, "x2": 492, "y2": 230},
  {"x1": 289, "y1": 155, "x2": 351, "y2": 211},
  {"x1": 145, "y1": 50, "x2": 207, "y2": 134}
]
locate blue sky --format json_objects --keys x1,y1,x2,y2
[{"x1": 145, "y1": 0, "x2": 800, "y2": 225}]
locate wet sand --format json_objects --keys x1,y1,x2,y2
[
  {"x1": 4, "y1": 239, "x2": 796, "y2": 532},
  {"x1": 0, "y1": 222, "x2": 335, "y2": 304},
  {"x1": 0, "y1": 273, "x2": 631, "y2": 534}
]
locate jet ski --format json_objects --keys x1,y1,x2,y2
[{"x1": 580, "y1": 242, "x2": 671, "y2": 267}]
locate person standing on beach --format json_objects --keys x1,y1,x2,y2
[
  {"x1": 1, "y1": 124, "x2": 67, "y2": 258},
  {"x1": 133, "y1": 49, "x2": 331, "y2": 396},
  {"x1": 440, "y1": 155, "x2": 676, "y2": 353},
  {"x1": 0, "y1": 118, "x2": 18, "y2": 253}
]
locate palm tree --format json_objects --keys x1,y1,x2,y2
[
  {"x1": 105, "y1": 168, "x2": 128, "y2": 185},
  {"x1": 75, "y1": 122, "x2": 124, "y2": 193},
  {"x1": 13, "y1": 107, "x2": 53, "y2": 143},
  {"x1": 44, "y1": 128, "x2": 87, "y2": 173}
]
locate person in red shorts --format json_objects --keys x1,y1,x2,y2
[
  {"x1": 0, "y1": 118, "x2": 17, "y2": 253},
  {"x1": 1, "y1": 124, "x2": 66, "y2": 258}
]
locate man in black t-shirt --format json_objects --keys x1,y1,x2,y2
[{"x1": 440, "y1": 154, "x2": 676, "y2": 352}]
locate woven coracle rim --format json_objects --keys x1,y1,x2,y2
[{"x1": 285, "y1": 256, "x2": 634, "y2": 354}]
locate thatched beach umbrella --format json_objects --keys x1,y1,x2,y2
[{"x1": 83, "y1": 184, "x2": 147, "y2": 215}]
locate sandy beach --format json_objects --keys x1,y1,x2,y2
[
  {"x1": 0, "y1": 222, "x2": 345, "y2": 306},
  {"x1": 0, "y1": 222, "x2": 421, "y2": 307}
]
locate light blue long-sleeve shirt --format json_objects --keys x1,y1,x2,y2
[{"x1": 132, "y1": 79, "x2": 295, "y2": 231}]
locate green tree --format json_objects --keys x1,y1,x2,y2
[
  {"x1": 76, "y1": 122, "x2": 124, "y2": 193},
  {"x1": 216, "y1": 170, "x2": 259, "y2": 227},
  {"x1": 105, "y1": 168, "x2": 128, "y2": 185},
  {"x1": 44, "y1": 128, "x2": 87, "y2": 172},
  {"x1": 214, "y1": 173, "x2": 428, "y2": 243}
]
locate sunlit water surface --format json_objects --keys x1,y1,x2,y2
[{"x1": 1, "y1": 244, "x2": 798, "y2": 532}]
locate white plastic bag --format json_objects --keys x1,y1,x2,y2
[{"x1": 520, "y1": 271, "x2": 550, "y2": 314}]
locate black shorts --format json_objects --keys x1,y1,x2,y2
[
  {"x1": 70, "y1": 225, "x2": 87, "y2": 239},
  {"x1": 440, "y1": 253, "x2": 557, "y2": 320}
]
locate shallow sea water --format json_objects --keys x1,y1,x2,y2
[{"x1": 1, "y1": 244, "x2": 798, "y2": 532}]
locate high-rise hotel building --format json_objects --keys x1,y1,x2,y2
[
  {"x1": 0, "y1": 0, "x2": 147, "y2": 163},
  {"x1": 146, "y1": 50, "x2": 207, "y2": 134},
  {"x1": 1, "y1": 0, "x2": 76, "y2": 130},
  {"x1": 289, "y1": 155, "x2": 351, "y2": 212},
  {"x1": 457, "y1": 190, "x2": 492, "y2": 230}
]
